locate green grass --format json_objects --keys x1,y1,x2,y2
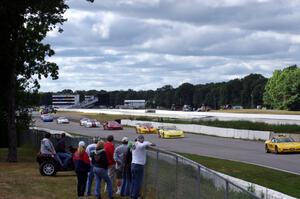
[
  {"x1": 59, "y1": 110, "x2": 300, "y2": 133},
  {"x1": 135, "y1": 116, "x2": 300, "y2": 134},
  {"x1": 181, "y1": 153, "x2": 300, "y2": 198},
  {"x1": 0, "y1": 147, "x2": 125, "y2": 199}
]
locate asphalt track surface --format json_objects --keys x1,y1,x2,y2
[{"x1": 34, "y1": 115, "x2": 300, "y2": 175}]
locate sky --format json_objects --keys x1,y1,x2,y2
[{"x1": 40, "y1": 0, "x2": 300, "y2": 92}]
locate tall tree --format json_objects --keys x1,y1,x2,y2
[
  {"x1": 0, "y1": 0, "x2": 93, "y2": 162},
  {"x1": 264, "y1": 65, "x2": 300, "y2": 110}
]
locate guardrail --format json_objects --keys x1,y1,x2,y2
[{"x1": 19, "y1": 130, "x2": 266, "y2": 199}]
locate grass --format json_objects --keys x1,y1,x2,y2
[
  {"x1": 181, "y1": 153, "x2": 300, "y2": 198},
  {"x1": 215, "y1": 109, "x2": 300, "y2": 115},
  {"x1": 0, "y1": 146, "x2": 125, "y2": 199},
  {"x1": 59, "y1": 110, "x2": 300, "y2": 134}
]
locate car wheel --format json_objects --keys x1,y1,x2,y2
[
  {"x1": 275, "y1": 146, "x2": 279, "y2": 154},
  {"x1": 40, "y1": 161, "x2": 57, "y2": 176},
  {"x1": 265, "y1": 145, "x2": 270, "y2": 153}
]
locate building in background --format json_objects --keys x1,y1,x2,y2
[
  {"x1": 124, "y1": 100, "x2": 145, "y2": 109},
  {"x1": 52, "y1": 94, "x2": 80, "y2": 108}
]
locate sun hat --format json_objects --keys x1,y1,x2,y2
[{"x1": 78, "y1": 141, "x2": 86, "y2": 147}]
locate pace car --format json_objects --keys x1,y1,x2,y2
[
  {"x1": 136, "y1": 123, "x2": 157, "y2": 134},
  {"x1": 41, "y1": 114, "x2": 54, "y2": 122},
  {"x1": 103, "y1": 121, "x2": 123, "y2": 130},
  {"x1": 158, "y1": 126, "x2": 184, "y2": 138},
  {"x1": 83, "y1": 119, "x2": 101, "y2": 128},
  {"x1": 56, "y1": 116, "x2": 69, "y2": 124},
  {"x1": 265, "y1": 135, "x2": 300, "y2": 154}
]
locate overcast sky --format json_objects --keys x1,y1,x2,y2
[{"x1": 40, "y1": 0, "x2": 300, "y2": 92}]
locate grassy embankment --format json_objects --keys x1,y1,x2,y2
[
  {"x1": 182, "y1": 153, "x2": 300, "y2": 198},
  {"x1": 1, "y1": 147, "x2": 300, "y2": 198},
  {"x1": 59, "y1": 111, "x2": 300, "y2": 134}
]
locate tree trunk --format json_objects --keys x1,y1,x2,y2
[{"x1": 7, "y1": 65, "x2": 17, "y2": 162}]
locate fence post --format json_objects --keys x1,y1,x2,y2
[
  {"x1": 175, "y1": 156, "x2": 178, "y2": 199},
  {"x1": 155, "y1": 151, "x2": 159, "y2": 199},
  {"x1": 197, "y1": 165, "x2": 201, "y2": 198},
  {"x1": 225, "y1": 180, "x2": 229, "y2": 199}
]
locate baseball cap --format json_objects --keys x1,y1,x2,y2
[
  {"x1": 122, "y1": 137, "x2": 129, "y2": 142},
  {"x1": 78, "y1": 141, "x2": 86, "y2": 147},
  {"x1": 137, "y1": 135, "x2": 144, "y2": 140}
]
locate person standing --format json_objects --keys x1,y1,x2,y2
[
  {"x1": 120, "y1": 141, "x2": 133, "y2": 197},
  {"x1": 55, "y1": 133, "x2": 72, "y2": 169},
  {"x1": 130, "y1": 135, "x2": 155, "y2": 199},
  {"x1": 73, "y1": 141, "x2": 90, "y2": 198},
  {"x1": 104, "y1": 135, "x2": 116, "y2": 191},
  {"x1": 40, "y1": 132, "x2": 63, "y2": 167},
  {"x1": 85, "y1": 137, "x2": 99, "y2": 196},
  {"x1": 91, "y1": 140, "x2": 113, "y2": 199},
  {"x1": 113, "y1": 137, "x2": 129, "y2": 194}
]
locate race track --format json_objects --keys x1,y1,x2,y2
[{"x1": 34, "y1": 115, "x2": 300, "y2": 175}]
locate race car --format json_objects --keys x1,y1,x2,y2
[
  {"x1": 136, "y1": 123, "x2": 157, "y2": 134},
  {"x1": 158, "y1": 126, "x2": 184, "y2": 138},
  {"x1": 79, "y1": 118, "x2": 90, "y2": 126},
  {"x1": 56, "y1": 116, "x2": 69, "y2": 124},
  {"x1": 103, "y1": 121, "x2": 123, "y2": 130},
  {"x1": 83, "y1": 119, "x2": 101, "y2": 128},
  {"x1": 265, "y1": 135, "x2": 300, "y2": 154},
  {"x1": 40, "y1": 114, "x2": 54, "y2": 122}
]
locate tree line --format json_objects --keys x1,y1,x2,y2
[{"x1": 38, "y1": 73, "x2": 268, "y2": 110}]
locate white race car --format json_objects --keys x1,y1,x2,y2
[
  {"x1": 80, "y1": 118, "x2": 90, "y2": 126},
  {"x1": 84, "y1": 119, "x2": 101, "y2": 128},
  {"x1": 56, "y1": 116, "x2": 69, "y2": 124}
]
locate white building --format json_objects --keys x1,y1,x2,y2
[
  {"x1": 124, "y1": 100, "x2": 145, "y2": 109},
  {"x1": 52, "y1": 94, "x2": 80, "y2": 108}
]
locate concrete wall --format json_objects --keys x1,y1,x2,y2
[{"x1": 121, "y1": 119, "x2": 271, "y2": 140}]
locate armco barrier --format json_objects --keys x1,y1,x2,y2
[
  {"x1": 121, "y1": 119, "x2": 271, "y2": 140},
  {"x1": 23, "y1": 129, "x2": 295, "y2": 199}
]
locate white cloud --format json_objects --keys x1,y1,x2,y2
[{"x1": 40, "y1": 0, "x2": 300, "y2": 92}]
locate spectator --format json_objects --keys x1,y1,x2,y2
[
  {"x1": 91, "y1": 140, "x2": 113, "y2": 199},
  {"x1": 120, "y1": 141, "x2": 134, "y2": 197},
  {"x1": 85, "y1": 137, "x2": 100, "y2": 196},
  {"x1": 55, "y1": 133, "x2": 72, "y2": 169},
  {"x1": 131, "y1": 135, "x2": 155, "y2": 199},
  {"x1": 104, "y1": 135, "x2": 116, "y2": 191},
  {"x1": 114, "y1": 137, "x2": 129, "y2": 194},
  {"x1": 73, "y1": 141, "x2": 90, "y2": 198},
  {"x1": 40, "y1": 132, "x2": 63, "y2": 167}
]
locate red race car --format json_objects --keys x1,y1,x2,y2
[{"x1": 103, "y1": 121, "x2": 123, "y2": 130}]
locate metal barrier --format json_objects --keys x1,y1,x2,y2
[{"x1": 21, "y1": 130, "x2": 259, "y2": 199}]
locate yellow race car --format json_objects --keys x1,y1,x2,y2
[
  {"x1": 265, "y1": 135, "x2": 300, "y2": 154},
  {"x1": 158, "y1": 126, "x2": 184, "y2": 139},
  {"x1": 136, "y1": 123, "x2": 158, "y2": 134}
]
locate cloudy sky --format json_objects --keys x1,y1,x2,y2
[{"x1": 40, "y1": 0, "x2": 300, "y2": 92}]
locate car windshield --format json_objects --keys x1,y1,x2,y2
[
  {"x1": 90, "y1": 119, "x2": 97, "y2": 122},
  {"x1": 110, "y1": 121, "x2": 119, "y2": 125},
  {"x1": 276, "y1": 137, "x2": 295, "y2": 143}
]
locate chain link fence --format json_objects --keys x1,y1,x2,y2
[{"x1": 21, "y1": 129, "x2": 259, "y2": 199}]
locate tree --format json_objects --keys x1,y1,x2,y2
[
  {"x1": 0, "y1": 0, "x2": 93, "y2": 162},
  {"x1": 263, "y1": 65, "x2": 300, "y2": 110}
]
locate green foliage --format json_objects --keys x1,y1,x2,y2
[{"x1": 264, "y1": 65, "x2": 300, "y2": 110}]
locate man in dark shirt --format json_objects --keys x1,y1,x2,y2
[{"x1": 56, "y1": 133, "x2": 72, "y2": 169}]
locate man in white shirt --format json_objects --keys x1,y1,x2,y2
[{"x1": 130, "y1": 135, "x2": 155, "y2": 199}]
